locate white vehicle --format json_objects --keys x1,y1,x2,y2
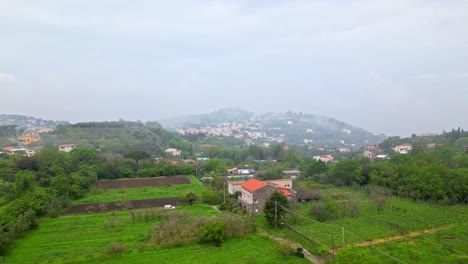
[{"x1": 164, "y1": 205, "x2": 175, "y2": 209}]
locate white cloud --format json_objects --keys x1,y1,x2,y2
[
  {"x1": 413, "y1": 72, "x2": 468, "y2": 80},
  {"x1": 0, "y1": 73, "x2": 16, "y2": 83}
]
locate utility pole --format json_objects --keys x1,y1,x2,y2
[
  {"x1": 342, "y1": 226, "x2": 345, "y2": 247},
  {"x1": 275, "y1": 201, "x2": 278, "y2": 229},
  {"x1": 223, "y1": 179, "x2": 226, "y2": 204}
]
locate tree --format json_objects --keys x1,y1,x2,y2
[
  {"x1": 123, "y1": 150, "x2": 150, "y2": 174},
  {"x1": 264, "y1": 191, "x2": 289, "y2": 228},
  {"x1": 198, "y1": 221, "x2": 226, "y2": 247},
  {"x1": 331, "y1": 159, "x2": 362, "y2": 186},
  {"x1": 183, "y1": 192, "x2": 198, "y2": 206},
  {"x1": 201, "y1": 188, "x2": 222, "y2": 205},
  {"x1": 200, "y1": 158, "x2": 227, "y2": 176},
  {"x1": 302, "y1": 157, "x2": 327, "y2": 178},
  {"x1": 368, "y1": 185, "x2": 391, "y2": 213}
]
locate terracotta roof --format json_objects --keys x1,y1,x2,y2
[
  {"x1": 59, "y1": 144, "x2": 75, "y2": 148},
  {"x1": 277, "y1": 187, "x2": 292, "y2": 196},
  {"x1": 227, "y1": 167, "x2": 238, "y2": 173},
  {"x1": 242, "y1": 179, "x2": 268, "y2": 192},
  {"x1": 2, "y1": 146, "x2": 15, "y2": 151}
]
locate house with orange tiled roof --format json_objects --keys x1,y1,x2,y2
[
  {"x1": 238, "y1": 178, "x2": 293, "y2": 215},
  {"x1": 58, "y1": 144, "x2": 76, "y2": 152},
  {"x1": 227, "y1": 167, "x2": 238, "y2": 174}
]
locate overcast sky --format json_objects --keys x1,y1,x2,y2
[{"x1": 1, "y1": 1, "x2": 467, "y2": 136}]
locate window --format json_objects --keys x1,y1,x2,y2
[
  {"x1": 254, "y1": 199, "x2": 258, "y2": 203},
  {"x1": 255, "y1": 208, "x2": 259, "y2": 213}
]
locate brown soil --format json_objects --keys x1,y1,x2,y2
[
  {"x1": 96, "y1": 176, "x2": 190, "y2": 189},
  {"x1": 64, "y1": 197, "x2": 181, "y2": 214},
  {"x1": 444, "y1": 236, "x2": 462, "y2": 241},
  {"x1": 349, "y1": 226, "x2": 449, "y2": 247}
]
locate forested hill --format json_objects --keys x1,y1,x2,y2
[
  {"x1": 40, "y1": 121, "x2": 192, "y2": 156},
  {"x1": 162, "y1": 109, "x2": 386, "y2": 148}
]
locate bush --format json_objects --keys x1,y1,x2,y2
[
  {"x1": 310, "y1": 197, "x2": 340, "y2": 222},
  {"x1": 104, "y1": 242, "x2": 126, "y2": 255},
  {"x1": 201, "y1": 188, "x2": 222, "y2": 205},
  {"x1": 198, "y1": 221, "x2": 226, "y2": 247},
  {"x1": 275, "y1": 241, "x2": 295, "y2": 257}
]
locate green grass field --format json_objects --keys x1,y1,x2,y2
[
  {"x1": 74, "y1": 175, "x2": 204, "y2": 204},
  {"x1": 256, "y1": 187, "x2": 468, "y2": 262},
  {"x1": 331, "y1": 223, "x2": 468, "y2": 264},
  {"x1": 6, "y1": 205, "x2": 308, "y2": 264}
]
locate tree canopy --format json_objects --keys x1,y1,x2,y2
[{"x1": 264, "y1": 191, "x2": 289, "y2": 228}]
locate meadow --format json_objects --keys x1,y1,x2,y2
[
  {"x1": 6, "y1": 205, "x2": 308, "y2": 264},
  {"x1": 74, "y1": 175, "x2": 203, "y2": 204},
  {"x1": 257, "y1": 187, "x2": 468, "y2": 263}
]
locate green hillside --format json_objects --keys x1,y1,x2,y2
[{"x1": 39, "y1": 121, "x2": 192, "y2": 156}]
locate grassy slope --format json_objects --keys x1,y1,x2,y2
[
  {"x1": 6, "y1": 205, "x2": 308, "y2": 264},
  {"x1": 331, "y1": 223, "x2": 468, "y2": 264},
  {"x1": 74, "y1": 176, "x2": 203, "y2": 204},
  {"x1": 256, "y1": 187, "x2": 467, "y2": 261}
]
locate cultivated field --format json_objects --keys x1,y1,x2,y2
[
  {"x1": 6, "y1": 206, "x2": 308, "y2": 264},
  {"x1": 6, "y1": 175, "x2": 308, "y2": 263},
  {"x1": 74, "y1": 175, "x2": 203, "y2": 204},
  {"x1": 97, "y1": 175, "x2": 190, "y2": 189},
  {"x1": 257, "y1": 187, "x2": 468, "y2": 263}
]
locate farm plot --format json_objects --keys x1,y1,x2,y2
[
  {"x1": 75, "y1": 175, "x2": 203, "y2": 204},
  {"x1": 259, "y1": 187, "x2": 467, "y2": 260},
  {"x1": 6, "y1": 205, "x2": 309, "y2": 264},
  {"x1": 64, "y1": 197, "x2": 181, "y2": 214},
  {"x1": 97, "y1": 175, "x2": 190, "y2": 189}
]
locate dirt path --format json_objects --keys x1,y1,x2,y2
[
  {"x1": 258, "y1": 228, "x2": 332, "y2": 264},
  {"x1": 348, "y1": 226, "x2": 449, "y2": 247}
]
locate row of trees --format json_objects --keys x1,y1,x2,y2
[{"x1": 299, "y1": 145, "x2": 467, "y2": 204}]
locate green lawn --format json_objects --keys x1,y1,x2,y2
[
  {"x1": 74, "y1": 176, "x2": 203, "y2": 204},
  {"x1": 6, "y1": 204, "x2": 308, "y2": 264}
]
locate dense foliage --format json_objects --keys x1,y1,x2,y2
[
  {"x1": 264, "y1": 191, "x2": 289, "y2": 228},
  {"x1": 0, "y1": 147, "x2": 196, "y2": 253},
  {"x1": 39, "y1": 121, "x2": 193, "y2": 156}
]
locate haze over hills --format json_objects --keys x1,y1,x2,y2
[
  {"x1": 161, "y1": 108, "x2": 386, "y2": 149},
  {"x1": 1, "y1": 109, "x2": 386, "y2": 152}
]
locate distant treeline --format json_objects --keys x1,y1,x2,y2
[
  {"x1": 0, "y1": 125, "x2": 19, "y2": 137},
  {"x1": 71, "y1": 121, "x2": 144, "y2": 128}
]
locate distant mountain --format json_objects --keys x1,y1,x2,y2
[{"x1": 163, "y1": 109, "x2": 386, "y2": 149}]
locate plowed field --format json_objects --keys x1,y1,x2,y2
[{"x1": 97, "y1": 176, "x2": 190, "y2": 189}]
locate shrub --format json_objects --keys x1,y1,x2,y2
[
  {"x1": 198, "y1": 221, "x2": 226, "y2": 247},
  {"x1": 104, "y1": 242, "x2": 126, "y2": 255}
]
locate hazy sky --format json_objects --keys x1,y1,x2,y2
[{"x1": 1, "y1": 1, "x2": 467, "y2": 136}]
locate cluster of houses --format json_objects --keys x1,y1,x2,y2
[
  {"x1": 17, "y1": 132, "x2": 42, "y2": 145},
  {"x1": 1, "y1": 146, "x2": 36, "y2": 157},
  {"x1": 363, "y1": 144, "x2": 387, "y2": 159},
  {"x1": 173, "y1": 116, "x2": 287, "y2": 148}
]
